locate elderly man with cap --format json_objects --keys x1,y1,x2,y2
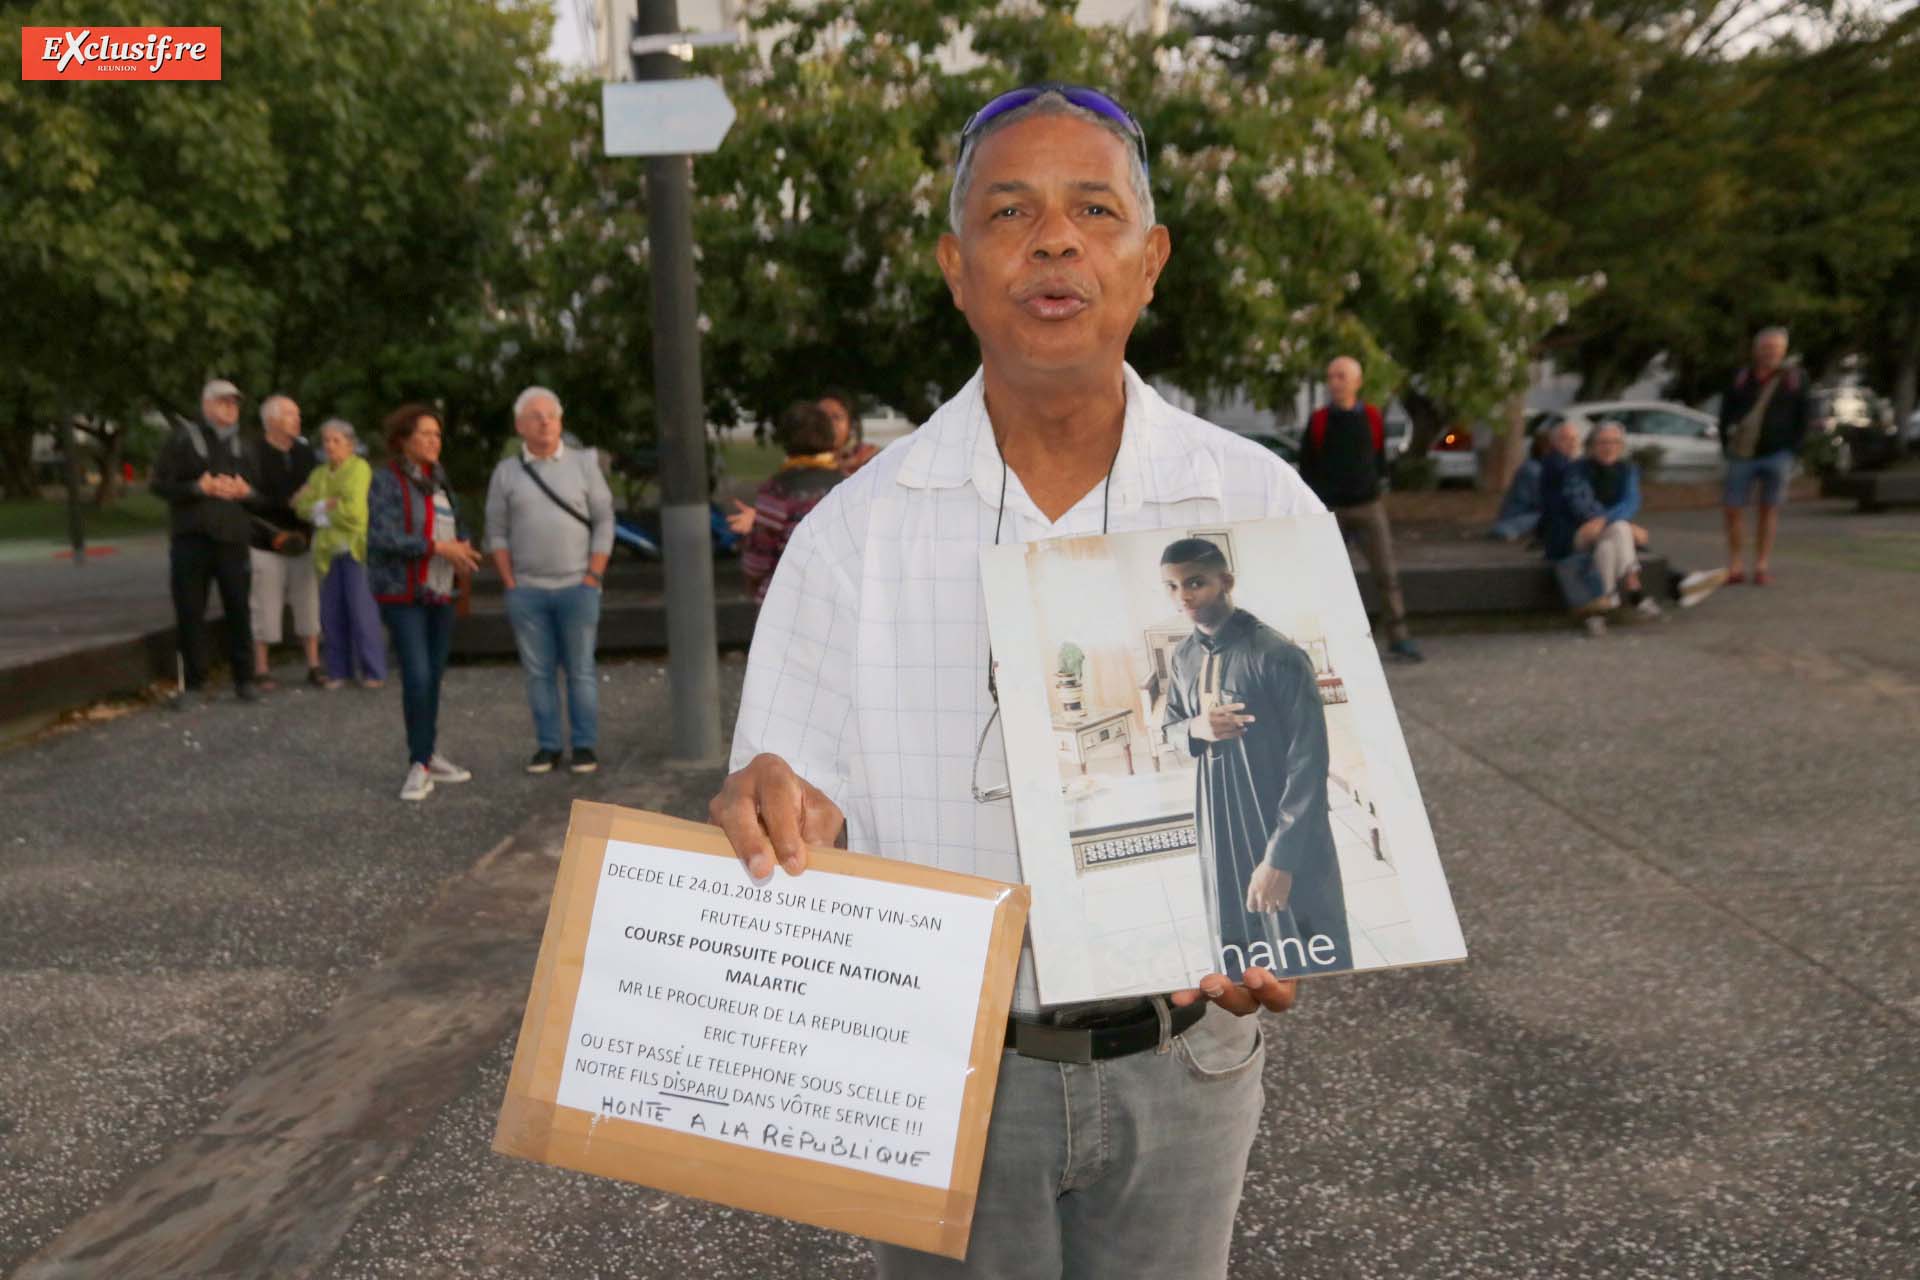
[
  {"x1": 710, "y1": 84, "x2": 1322, "y2": 1279},
  {"x1": 149, "y1": 378, "x2": 264, "y2": 704}
]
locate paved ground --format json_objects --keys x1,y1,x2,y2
[
  {"x1": 0, "y1": 537, "x2": 172, "y2": 669},
  {"x1": 3, "y1": 499, "x2": 1917, "y2": 1277}
]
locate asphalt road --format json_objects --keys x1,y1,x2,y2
[{"x1": 4, "y1": 500, "x2": 1918, "y2": 1278}]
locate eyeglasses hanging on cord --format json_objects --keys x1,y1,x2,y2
[{"x1": 971, "y1": 430, "x2": 1122, "y2": 804}]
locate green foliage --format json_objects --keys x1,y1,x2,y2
[
  {"x1": 0, "y1": 0, "x2": 552, "y2": 495},
  {"x1": 1800, "y1": 429, "x2": 1846, "y2": 477},
  {"x1": 1631, "y1": 444, "x2": 1666, "y2": 482},
  {"x1": 659, "y1": 0, "x2": 1574, "y2": 427},
  {"x1": 1192, "y1": 1, "x2": 1920, "y2": 416},
  {"x1": 2, "y1": 0, "x2": 1593, "y2": 499},
  {"x1": 1389, "y1": 451, "x2": 1438, "y2": 491},
  {"x1": 0, "y1": 492, "x2": 169, "y2": 542}
]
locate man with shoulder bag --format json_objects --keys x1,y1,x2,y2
[
  {"x1": 1718, "y1": 326, "x2": 1809, "y2": 585},
  {"x1": 485, "y1": 386, "x2": 616, "y2": 775}
]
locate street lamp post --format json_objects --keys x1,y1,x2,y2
[{"x1": 633, "y1": 0, "x2": 724, "y2": 765}]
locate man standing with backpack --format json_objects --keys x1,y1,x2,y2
[
  {"x1": 1297, "y1": 355, "x2": 1424, "y2": 662},
  {"x1": 150, "y1": 378, "x2": 264, "y2": 705}
]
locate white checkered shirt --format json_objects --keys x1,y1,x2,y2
[{"x1": 729, "y1": 363, "x2": 1327, "y2": 1011}]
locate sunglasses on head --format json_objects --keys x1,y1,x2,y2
[{"x1": 960, "y1": 82, "x2": 1150, "y2": 176}]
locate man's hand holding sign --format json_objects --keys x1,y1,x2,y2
[{"x1": 709, "y1": 752, "x2": 846, "y2": 877}]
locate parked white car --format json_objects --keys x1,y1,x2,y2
[
  {"x1": 1531, "y1": 401, "x2": 1725, "y2": 477},
  {"x1": 1430, "y1": 424, "x2": 1479, "y2": 484}
]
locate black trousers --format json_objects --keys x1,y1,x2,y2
[{"x1": 169, "y1": 533, "x2": 253, "y2": 689}]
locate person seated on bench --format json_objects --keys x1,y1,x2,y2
[
  {"x1": 1540, "y1": 421, "x2": 1664, "y2": 637},
  {"x1": 1488, "y1": 428, "x2": 1551, "y2": 544}
]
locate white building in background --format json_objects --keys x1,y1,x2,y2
[{"x1": 587, "y1": 0, "x2": 1170, "y2": 80}]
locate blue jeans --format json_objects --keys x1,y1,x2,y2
[
  {"x1": 504, "y1": 584, "x2": 601, "y2": 752},
  {"x1": 380, "y1": 602, "x2": 454, "y2": 766},
  {"x1": 1723, "y1": 449, "x2": 1794, "y2": 508},
  {"x1": 1488, "y1": 509, "x2": 1540, "y2": 541},
  {"x1": 872, "y1": 1005, "x2": 1265, "y2": 1279}
]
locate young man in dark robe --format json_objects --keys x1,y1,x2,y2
[{"x1": 1158, "y1": 537, "x2": 1352, "y2": 978}]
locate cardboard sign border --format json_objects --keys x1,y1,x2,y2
[{"x1": 493, "y1": 800, "x2": 1031, "y2": 1260}]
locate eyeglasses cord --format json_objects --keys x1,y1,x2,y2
[{"x1": 973, "y1": 423, "x2": 1121, "y2": 803}]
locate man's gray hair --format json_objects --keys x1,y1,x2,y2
[
  {"x1": 317, "y1": 417, "x2": 356, "y2": 446},
  {"x1": 1754, "y1": 326, "x2": 1789, "y2": 347},
  {"x1": 260, "y1": 394, "x2": 298, "y2": 427},
  {"x1": 948, "y1": 90, "x2": 1155, "y2": 236},
  {"x1": 514, "y1": 385, "x2": 562, "y2": 419},
  {"x1": 1592, "y1": 419, "x2": 1627, "y2": 441}
]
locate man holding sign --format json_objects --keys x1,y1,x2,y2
[{"x1": 714, "y1": 84, "x2": 1325, "y2": 1278}]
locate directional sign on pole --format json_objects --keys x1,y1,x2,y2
[{"x1": 601, "y1": 78, "x2": 735, "y2": 158}]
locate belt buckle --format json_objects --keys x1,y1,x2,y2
[{"x1": 1010, "y1": 1020, "x2": 1094, "y2": 1064}]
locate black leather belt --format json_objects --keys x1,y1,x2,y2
[{"x1": 1005, "y1": 999, "x2": 1205, "y2": 1064}]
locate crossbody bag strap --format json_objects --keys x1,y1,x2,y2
[{"x1": 518, "y1": 456, "x2": 592, "y2": 527}]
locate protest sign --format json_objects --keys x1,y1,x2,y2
[
  {"x1": 981, "y1": 514, "x2": 1466, "y2": 1004},
  {"x1": 495, "y1": 801, "x2": 1029, "y2": 1260}
]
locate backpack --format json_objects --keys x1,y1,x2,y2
[{"x1": 1308, "y1": 404, "x2": 1385, "y2": 454}]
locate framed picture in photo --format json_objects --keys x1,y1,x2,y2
[{"x1": 980, "y1": 513, "x2": 1466, "y2": 1005}]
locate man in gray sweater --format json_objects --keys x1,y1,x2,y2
[{"x1": 486, "y1": 386, "x2": 616, "y2": 774}]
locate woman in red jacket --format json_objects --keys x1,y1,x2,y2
[{"x1": 367, "y1": 404, "x2": 482, "y2": 801}]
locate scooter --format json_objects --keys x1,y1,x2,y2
[
  {"x1": 612, "y1": 505, "x2": 740, "y2": 560},
  {"x1": 606, "y1": 445, "x2": 742, "y2": 560}
]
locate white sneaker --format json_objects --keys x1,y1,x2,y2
[
  {"x1": 1634, "y1": 597, "x2": 1665, "y2": 621},
  {"x1": 1583, "y1": 616, "x2": 1608, "y2": 638},
  {"x1": 1677, "y1": 567, "x2": 1728, "y2": 608},
  {"x1": 400, "y1": 763, "x2": 434, "y2": 802},
  {"x1": 428, "y1": 754, "x2": 472, "y2": 784}
]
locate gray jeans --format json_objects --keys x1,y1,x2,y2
[
  {"x1": 1334, "y1": 500, "x2": 1410, "y2": 644},
  {"x1": 873, "y1": 1005, "x2": 1266, "y2": 1279}
]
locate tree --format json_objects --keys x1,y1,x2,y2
[
  {"x1": 1188, "y1": 0, "x2": 1920, "y2": 424},
  {"x1": 505, "y1": 0, "x2": 1573, "y2": 439},
  {"x1": 0, "y1": 0, "x2": 552, "y2": 499}
]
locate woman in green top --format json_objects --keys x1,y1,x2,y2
[{"x1": 295, "y1": 419, "x2": 386, "y2": 689}]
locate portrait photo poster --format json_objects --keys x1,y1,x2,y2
[{"x1": 980, "y1": 513, "x2": 1466, "y2": 1006}]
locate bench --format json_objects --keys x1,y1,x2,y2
[
  {"x1": 1350, "y1": 543, "x2": 1675, "y2": 617},
  {"x1": 1820, "y1": 469, "x2": 1920, "y2": 512},
  {"x1": 446, "y1": 543, "x2": 1677, "y2": 659}
]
